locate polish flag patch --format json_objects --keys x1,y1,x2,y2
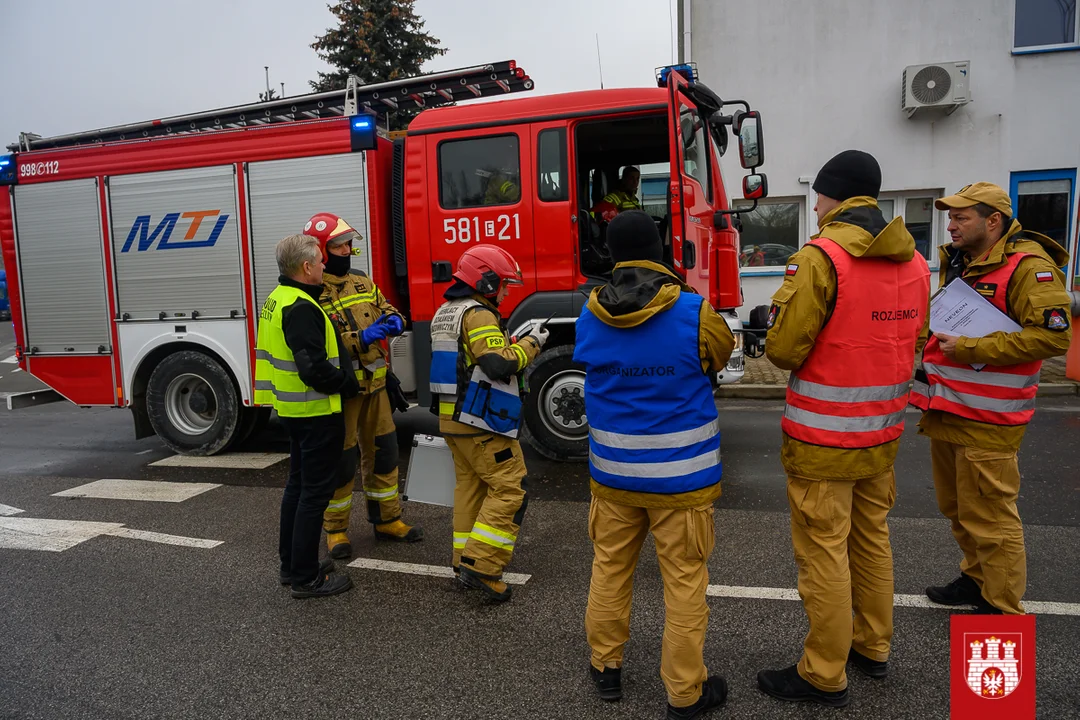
[
  {"x1": 785, "y1": 264, "x2": 799, "y2": 276},
  {"x1": 1035, "y1": 271, "x2": 1053, "y2": 283}
]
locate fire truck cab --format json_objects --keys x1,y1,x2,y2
[{"x1": 0, "y1": 61, "x2": 767, "y2": 460}]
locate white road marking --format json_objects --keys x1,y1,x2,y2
[
  {"x1": 150, "y1": 452, "x2": 289, "y2": 470},
  {"x1": 52, "y1": 479, "x2": 221, "y2": 503},
  {"x1": 1, "y1": 355, "x2": 17, "y2": 364},
  {"x1": 347, "y1": 557, "x2": 532, "y2": 585},
  {"x1": 0, "y1": 517, "x2": 125, "y2": 552},
  {"x1": 0, "y1": 503, "x2": 26, "y2": 516},
  {"x1": 135, "y1": 449, "x2": 155, "y2": 456},
  {"x1": 1040, "y1": 406, "x2": 1080, "y2": 413},
  {"x1": 0, "y1": 516, "x2": 221, "y2": 552},
  {"x1": 706, "y1": 584, "x2": 1080, "y2": 617},
  {"x1": 104, "y1": 527, "x2": 223, "y2": 549}
]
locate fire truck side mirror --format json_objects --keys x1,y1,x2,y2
[
  {"x1": 736, "y1": 111, "x2": 764, "y2": 169},
  {"x1": 743, "y1": 173, "x2": 768, "y2": 201}
]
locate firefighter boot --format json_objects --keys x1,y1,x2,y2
[
  {"x1": 327, "y1": 532, "x2": 352, "y2": 560},
  {"x1": 458, "y1": 566, "x2": 512, "y2": 603},
  {"x1": 374, "y1": 519, "x2": 424, "y2": 543}
]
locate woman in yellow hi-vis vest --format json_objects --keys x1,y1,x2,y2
[{"x1": 255, "y1": 234, "x2": 359, "y2": 599}]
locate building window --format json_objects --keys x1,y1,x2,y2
[
  {"x1": 733, "y1": 198, "x2": 802, "y2": 270},
  {"x1": 1014, "y1": 0, "x2": 1079, "y2": 52},
  {"x1": 878, "y1": 192, "x2": 942, "y2": 262},
  {"x1": 439, "y1": 134, "x2": 521, "y2": 209},
  {"x1": 1010, "y1": 169, "x2": 1076, "y2": 247},
  {"x1": 537, "y1": 128, "x2": 567, "y2": 203}
]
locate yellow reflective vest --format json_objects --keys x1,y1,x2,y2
[{"x1": 254, "y1": 284, "x2": 343, "y2": 417}]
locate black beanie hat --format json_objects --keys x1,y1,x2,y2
[
  {"x1": 812, "y1": 150, "x2": 882, "y2": 201},
  {"x1": 607, "y1": 210, "x2": 663, "y2": 263}
]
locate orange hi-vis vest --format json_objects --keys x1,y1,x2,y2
[
  {"x1": 782, "y1": 237, "x2": 930, "y2": 448},
  {"x1": 910, "y1": 252, "x2": 1040, "y2": 425}
]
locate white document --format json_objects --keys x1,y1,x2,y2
[
  {"x1": 929, "y1": 279, "x2": 1021, "y2": 371},
  {"x1": 929, "y1": 278, "x2": 1021, "y2": 337}
]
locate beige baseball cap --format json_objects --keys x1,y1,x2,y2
[{"x1": 935, "y1": 182, "x2": 1013, "y2": 217}]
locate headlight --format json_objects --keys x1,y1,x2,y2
[{"x1": 733, "y1": 330, "x2": 744, "y2": 352}]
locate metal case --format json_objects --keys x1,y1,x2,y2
[{"x1": 402, "y1": 434, "x2": 456, "y2": 507}]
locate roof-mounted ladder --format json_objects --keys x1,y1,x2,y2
[{"x1": 12, "y1": 60, "x2": 534, "y2": 151}]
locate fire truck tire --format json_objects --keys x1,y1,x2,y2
[
  {"x1": 146, "y1": 351, "x2": 240, "y2": 456},
  {"x1": 522, "y1": 345, "x2": 588, "y2": 462},
  {"x1": 228, "y1": 407, "x2": 272, "y2": 449}
]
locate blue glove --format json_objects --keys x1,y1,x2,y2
[
  {"x1": 379, "y1": 314, "x2": 405, "y2": 336},
  {"x1": 361, "y1": 322, "x2": 391, "y2": 347}
]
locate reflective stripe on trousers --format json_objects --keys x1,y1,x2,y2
[{"x1": 469, "y1": 522, "x2": 516, "y2": 550}]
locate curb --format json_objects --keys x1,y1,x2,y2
[
  {"x1": 717, "y1": 382, "x2": 1080, "y2": 400},
  {"x1": 715, "y1": 384, "x2": 786, "y2": 400},
  {"x1": 1036, "y1": 383, "x2": 1080, "y2": 397}
]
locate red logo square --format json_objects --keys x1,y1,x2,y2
[{"x1": 951, "y1": 614, "x2": 1035, "y2": 719}]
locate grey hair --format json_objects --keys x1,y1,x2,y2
[{"x1": 275, "y1": 234, "x2": 321, "y2": 277}]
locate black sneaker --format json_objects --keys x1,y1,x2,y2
[
  {"x1": 291, "y1": 570, "x2": 353, "y2": 599},
  {"x1": 848, "y1": 648, "x2": 888, "y2": 679},
  {"x1": 970, "y1": 598, "x2": 1004, "y2": 615},
  {"x1": 666, "y1": 675, "x2": 728, "y2": 719},
  {"x1": 757, "y1": 665, "x2": 849, "y2": 708},
  {"x1": 926, "y1": 573, "x2": 982, "y2": 606},
  {"x1": 280, "y1": 557, "x2": 334, "y2": 585},
  {"x1": 590, "y1": 665, "x2": 622, "y2": 702}
]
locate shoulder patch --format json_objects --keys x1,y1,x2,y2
[
  {"x1": 785, "y1": 264, "x2": 799, "y2": 276},
  {"x1": 1044, "y1": 308, "x2": 1070, "y2": 331},
  {"x1": 974, "y1": 281, "x2": 997, "y2": 297},
  {"x1": 766, "y1": 303, "x2": 780, "y2": 329},
  {"x1": 1035, "y1": 271, "x2": 1054, "y2": 283}
]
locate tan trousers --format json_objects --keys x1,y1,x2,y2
[
  {"x1": 787, "y1": 469, "x2": 896, "y2": 693},
  {"x1": 323, "y1": 389, "x2": 401, "y2": 533},
  {"x1": 931, "y1": 439, "x2": 1026, "y2": 614},
  {"x1": 585, "y1": 496, "x2": 715, "y2": 709},
  {"x1": 446, "y1": 434, "x2": 528, "y2": 578}
]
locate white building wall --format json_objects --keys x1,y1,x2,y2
[{"x1": 689, "y1": 0, "x2": 1080, "y2": 318}]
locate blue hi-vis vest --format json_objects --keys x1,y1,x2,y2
[
  {"x1": 429, "y1": 298, "x2": 522, "y2": 438},
  {"x1": 574, "y1": 291, "x2": 721, "y2": 494}
]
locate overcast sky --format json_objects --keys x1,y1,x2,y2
[{"x1": 1, "y1": 0, "x2": 678, "y2": 147}]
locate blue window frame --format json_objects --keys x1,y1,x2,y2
[{"x1": 1009, "y1": 168, "x2": 1077, "y2": 277}]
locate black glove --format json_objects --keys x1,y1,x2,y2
[{"x1": 385, "y1": 371, "x2": 410, "y2": 414}]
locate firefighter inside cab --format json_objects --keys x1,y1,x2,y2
[
  {"x1": 304, "y1": 213, "x2": 423, "y2": 557},
  {"x1": 429, "y1": 246, "x2": 549, "y2": 602},
  {"x1": 481, "y1": 137, "x2": 522, "y2": 206},
  {"x1": 591, "y1": 167, "x2": 643, "y2": 223}
]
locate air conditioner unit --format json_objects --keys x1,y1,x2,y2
[{"x1": 902, "y1": 61, "x2": 971, "y2": 117}]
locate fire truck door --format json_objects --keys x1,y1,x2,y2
[
  {"x1": 426, "y1": 129, "x2": 535, "y2": 314},
  {"x1": 666, "y1": 75, "x2": 716, "y2": 294},
  {"x1": 531, "y1": 123, "x2": 573, "y2": 291}
]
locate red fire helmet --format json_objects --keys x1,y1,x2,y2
[
  {"x1": 453, "y1": 245, "x2": 524, "y2": 297},
  {"x1": 304, "y1": 213, "x2": 362, "y2": 260}
]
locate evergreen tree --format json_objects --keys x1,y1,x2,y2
[{"x1": 311, "y1": 0, "x2": 447, "y2": 128}]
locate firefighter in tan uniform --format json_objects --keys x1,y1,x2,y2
[
  {"x1": 574, "y1": 211, "x2": 735, "y2": 718},
  {"x1": 304, "y1": 213, "x2": 423, "y2": 559},
  {"x1": 912, "y1": 183, "x2": 1072, "y2": 614},
  {"x1": 428, "y1": 245, "x2": 546, "y2": 602},
  {"x1": 758, "y1": 151, "x2": 930, "y2": 707}
]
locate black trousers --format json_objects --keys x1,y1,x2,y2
[{"x1": 279, "y1": 413, "x2": 345, "y2": 585}]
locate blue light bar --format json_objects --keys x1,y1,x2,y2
[
  {"x1": 657, "y1": 63, "x2": 697, "y2": 87},
  {"x1": 349, "y1": 112, "x2": 378, "y2": 152},
  {"x1": 0, "y1": 154, "x2": 15, "y2": 185},
  {"x1": 353, "y1": 118, "x2": 373, "y2": 129}
]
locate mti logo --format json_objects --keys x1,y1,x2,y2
[{"x1": 121, "y1": 210, "x2": 230, "y2": 252}]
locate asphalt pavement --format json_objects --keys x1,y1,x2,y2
[{"x1": 2, "y1": 319, "x2": 1079, "y2": 719}]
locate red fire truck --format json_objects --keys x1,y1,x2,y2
[{"x1": 0, "y1": 60, "x2": 767, "y2": 460}]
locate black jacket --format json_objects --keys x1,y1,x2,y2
[{"x1": 279, "y1": 276, "x2": 359, "y2": 399}]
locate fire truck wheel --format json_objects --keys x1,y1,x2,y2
[
  {"x1": 146, "y1": 351, "x2": 240, "y2": 456},
  {"x1": 522, "y1": 345, "x2": 588, "y2": 463}
]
